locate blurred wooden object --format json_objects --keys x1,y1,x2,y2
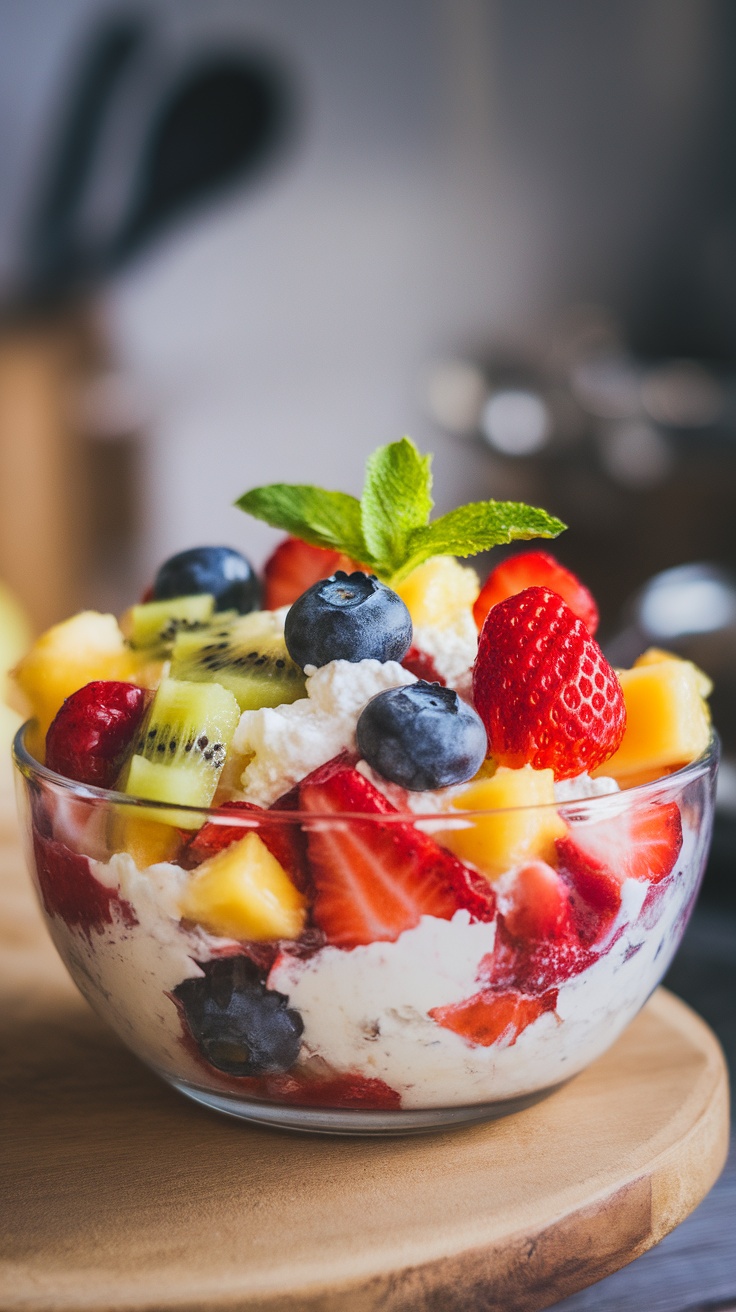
[
  {"x1": 0, "y1": 782, "x2": 729, "y2": 1311},
  {"x1": 0, "y1": 311, "x2": 94, "y2": 632}
]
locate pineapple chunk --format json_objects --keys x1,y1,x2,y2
[
  {"x1": 10, "y1": 611, "x2": 139, "y2": 748},
  {"x1": 180, "y1": 832, "x2": 306, "y2": 941},
  {"x1": 594, "y1": 656, "x2": 711, "y2": 783},
  {"x1": 632, "y1": 646, "x2": 713, "y2": 698},
  {"x1": 437, "y1": 765, "x2": 567, "y2": 881},
  {"x1": 395, "y1": 556, "x2": 480, "y2": 628},
  {"x1": 112, "y1": 813, "x2": 182, "y2": 868}
]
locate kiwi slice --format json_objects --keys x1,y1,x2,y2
[
  {"x1": 120, "y1": 677, "x2": 240, "y2": 826},
  {"x1": 169, "y1": 610, "x2": 307, "y2": 711},
  {"x1": 122, "y1": 595, "x2": 217, "y2": 656}
]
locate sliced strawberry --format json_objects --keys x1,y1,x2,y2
[
  {"x1": 300, "y1": 765, "x2": 496, "y2": 949},
  {"x1": 46, "y1": 681, "x2": 151, "y2": 789},
  {"x1": 474, "y1": 551, "x2": 599, "y2": 634},
  {"x1": 473, "y1": 586, "x2": 626, "y2": 779},
  {"x1": 557, "y1": 801, "x2": 683, "y2": 927},
  {"x1": 263, "y1": 1069, "x2": 401, "y2": 1110},
  {"x1": 33, "y1": 832, "x2": 137, "y2": 936},
  {"x1": 181, "y1": 799, "x2": 309, "y2": 891},
  {"x1": 401, "y1": 645, "x2": 445, "y2": 685},
  {"x1": 263, "y1": 536, "x2": 365, "y2": 610},
  {"x1": 501, "y1": 861, "x2": 574, "y2": 941},
  {"x1": 430, "y1": 987, "x2": 558, "y2": 1047}
]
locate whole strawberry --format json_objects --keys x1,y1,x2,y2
[
  {"x1": 473, "y1": 586, "x2": 625, "y2": 779},
  {"x1": 46, "y1": 681, "x2": 151, "y2": 788}
]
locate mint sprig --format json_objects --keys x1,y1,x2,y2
[{"x1": 236, "y1": 437, "x2": 565, "y2": 583}]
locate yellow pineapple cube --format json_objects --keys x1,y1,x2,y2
[
  {"x1": 395, "y1": 556, "x2": 480, "y2": 628},
  {"x1": 437, "y1": 765, "x2": 567, "y2": 881},
  {"x1": 594, "y1": 656, "x2": 711, "y2": 783},
  {"x1": 10, "y1": 611, "x2": 139, "y2": 747},
  {"x1": 111, "y1": 813, "x2": 182, "y2": 868},
  {"x1": 180, "y1": 832, "x2": 306, "y2": 941},
  {"x1": 632, "y1": 646, "x2": 713, "y2": 698}
]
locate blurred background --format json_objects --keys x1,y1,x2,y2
[
  {"x1": 1, "y1": 0, "x2": 736, "y2": 854},
  {"x1": 1, "y1": 6, "x2": 736, "y2": 1305}
]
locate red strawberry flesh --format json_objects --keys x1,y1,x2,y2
[
  {"x1": 401, "y1": 645, "x2": 446, "y2": 685},
  {"x1": 181, "y1": 799, "x2": 310, "y2": 892},
  {"x1": 556, "y1": 800, "x2": 683, "y2": 925},
  {"x1": 473, "y1": 586, "x2": 625, "y2": 779},
  {"x1": 33, "y1": 832, "x2": 137, "y2": 935},
  {"x1": 300, "y1": 765, "x2": 495, "y2": 949},
  {"x1": 263, "y1": 536, "x2": 364, "y2": 610},
  {"x1": 430, "y1": 987, "x2": 558, "y2": 1047},
  {"x1": 45, "y1": 681, "x2": 151, "y2": 789},
  {"x1": 474, "y1": 550, "x2": 599, "y2": 634},
  {"x1": 501, "y1": 861, "x2": 574, "y2": 941}
]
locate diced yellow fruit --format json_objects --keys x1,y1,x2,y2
[
  {"x1": 10, "y1": 611, "x2": 139, "y2": 746},
  {"x1": 180, "y1": 832, "x2": 306, "y2": 941},
  {"x1": 110, "y1": 812, "x2": 182, "y2": 867},
  {"x1": 395, "y1": 557, "x2": 480, "y2": 628},
  {"x1": 437, "y1": 765, "x2": 567, "y2": 881},
  {"x1": 632, "y1": 646, "x2": 713, "y2": 698},
  {"x1": 594, "y1": 659, "x2": 711, "y2": 783}
]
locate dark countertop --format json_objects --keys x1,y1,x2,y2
[{"x1": 551, "y1": 877, "x2": 736, "y2": 1312}]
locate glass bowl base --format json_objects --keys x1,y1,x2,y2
[{"x1": 168, "y1": 1076, "x2": 568, "y2": 1135}]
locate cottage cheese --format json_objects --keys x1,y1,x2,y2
[{"x1": 232, "y1": 658, "x2": 416, "y2": 805}]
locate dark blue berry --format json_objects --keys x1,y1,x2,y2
[
  {"x1": 173, "y1": 956, "x2": 303, "y2": 1076},
  {"x1": 356, "y1": 680, "x2": 487, "y2": 790},
  {"x1": 284, "y1": 571, "x2": 412, "y2": 669},
  {"x1": 154, "y1": 546, "x2": 260, "y2": 614}
]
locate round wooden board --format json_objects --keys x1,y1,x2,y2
[{"x1": 0, "y1": 788, "x2": 730, "y2": 1312}]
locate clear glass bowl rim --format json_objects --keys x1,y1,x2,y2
[{"x1": 12, "y1": 720, "x2": 720, "y2": 825}]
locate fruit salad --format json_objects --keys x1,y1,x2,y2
[{"x1": 10, "y1": 439, "x2": 718, "y2": 1130}]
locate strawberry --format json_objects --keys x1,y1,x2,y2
[
  {"x1": 401, "y1": 645, "x2": 445, "y2": 684},
  {"x1": 473, "y1": 586, "x2": 625, "y2": 779},
  {"x1": 473, "y1": 550, "x2": 599, "y2": 634},
  {"x1": 33, "y1": 832, "x2": 137, "y2": 936},
  {"x1": 299, "y1": 764, "x2": 496, "y2": 949},
  {"x1": 556, "y1": 800, "x2": 683, "y2": 924},
  {"x1": 263, "y1": 537, "x2": 364, "y2": 609},
  {"x1": 501, "y1": 861, "x2": 574, "y2": 941},
  {"x1": 45, "y1": 681, "x2": 151, "y2": 789},
  {"x1": 430, "y1": 987, "x2": 558, "y2": 1047},
  {"x1": 263, "y1": 1069, "x2": 401, "y2": 1109},
  {"x1": 181, "y1": 799, "x2": 309, "y2": 891}
]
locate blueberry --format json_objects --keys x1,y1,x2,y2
[
  {"x1": 284, "y1": 571, "x2": 412, "y2": 669},
  {"x1": 154, "y1": 546, "x2": 260, "y2": 614},
  {"x1": 356, "y1": 680, "x2": 487, "y2": 790},
  {"x1": 173, "y1": 956, "x2": 303, "y2": 1076}
]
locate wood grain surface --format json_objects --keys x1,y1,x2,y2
[{"x1": 0, "y1": 783, "x2": 730, "y2": 1312}]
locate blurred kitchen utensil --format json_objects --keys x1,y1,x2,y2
[{"x1": 0, "y1": 13, "x2": 293, "y2": 629}]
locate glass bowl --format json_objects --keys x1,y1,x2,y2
[{"x1": 13, "y1": 723, "x2": 718, "y2": 1135}]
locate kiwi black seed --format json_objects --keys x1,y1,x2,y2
[{"x1": 169, "y1": 611, "x2": 307, "y2": 712}]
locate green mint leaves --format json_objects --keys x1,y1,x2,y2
[{"x1": 236, "y1": 437, "x2": 565, "y2": 583}]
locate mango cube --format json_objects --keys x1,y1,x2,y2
[
  {"x1": 10, "y1": 611, "x2": 139, "y2": 746},
  {"x1": 594, "y1": 655, "x2": 711, "y2": 784},
  {"x1": 180, "y1": 832, "x2": 306, "y2": 941},
  {"x1": 437, "y1": 765, "x2": 567, "y2": 881},
  {"x1": 395, "y1": 556, "x2": 480, "y2": 628}
]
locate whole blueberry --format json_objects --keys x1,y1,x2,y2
[
  {"x1": 357, "y1": 680, "x2": 487, "y2": 790},
  {"x1": 173, "y1": 956, "x2": 303, "y2": 1076},
  {"x1": 284, "y1": 571, "x2": 412, "y2": 669},
  {"x1": 154, "y1": 546, "x2": 260, "y2": 613}
]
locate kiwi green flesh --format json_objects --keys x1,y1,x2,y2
[
  {"x1": 121, "y1": 677, "x2": 240, "y2": 819},
  {"x1": 169, "y1": 616, "x2": 306, "y2": 711},
  {"x1": 125, "y1": 595, "x2": 216, "y2": 654}
]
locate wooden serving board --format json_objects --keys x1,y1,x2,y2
[{"x1": 0, "y1": 785, "x2": 729, "y2": 1312}]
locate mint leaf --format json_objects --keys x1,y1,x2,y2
[
  {"x1": 236, "y1": 484, "x2": 370, "y2": 563},
  {"x1": 360, "y1": 438, "x2": 434, "y2": 576},
  {"x1": 392, "y1": 501, "x2": 566, "y2": 581}
]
